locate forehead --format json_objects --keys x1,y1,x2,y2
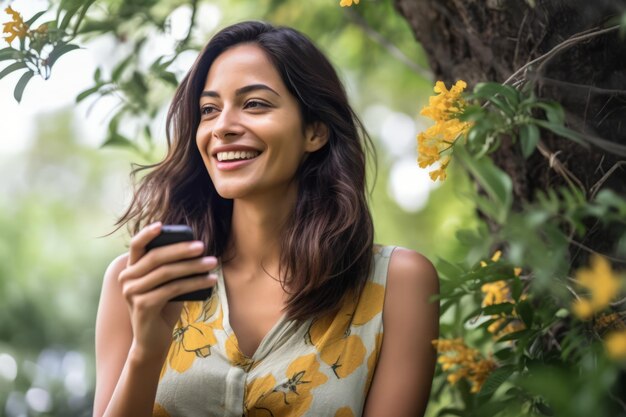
[{"x1": 203, "y1": 43, "x2": 284, "y2": 91}]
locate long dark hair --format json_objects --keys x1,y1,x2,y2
[{"x1": 116, "y1": 21, "x2": 375, "y2": 321}]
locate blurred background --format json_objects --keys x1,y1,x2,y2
[{"x1": 0, "y1": 0, "x2": 478, "y2": 415}]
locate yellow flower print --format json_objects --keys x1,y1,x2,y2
[
  {"x1": 2, "y1": 7, "x2": 28, "y2": 44},
  {"x1": 245, "y1": 353, "x2": 328, "y2": 417},
  {"x1": 307, "y1": 281, "x2": 384, "y2": 347},
  {"x1": 320, "y1": 334, "x2": 367, "y2": 379},
  {"x1": 152, "y1": 403, "x2": 171, "y2": 417},
  {"x1": 226, "y1": 333, "x2": 255, "y2": 370},
  {"x1": 352, "y1": 282, "x2": 385, "y2": 326},
  {"x1": 334, "y1": 407, "x2": 355, "y2": 417},
  {"x1": 339, "y1": 0, "x2": 359, "y2": 7},
  {"x1": 162, "y1": 298, "x2": 223, "y2": 375},
  {"x1": 364, "y1": 332, "x2": 383, "y2": 395},
  {"x1": 571, "y1": 255, "x2": 623, "y2": 320}
]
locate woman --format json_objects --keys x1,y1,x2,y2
[{"x1": 94, "y1": 21, "x2": 439, "y2": 417}]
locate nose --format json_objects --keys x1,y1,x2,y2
[{"x1": 212, "y1": 105, "x2": 243, "y2": 140}]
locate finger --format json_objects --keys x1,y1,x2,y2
[
  {"x1": 122, "y1": 256, "x2": 218, "y2": 296},
  {"x1": 128, "y1": 222, "x2": 163, "y2": 265},
  {"x1": 133, "y1": 273, "x2": 217, "y2": 311},
  {"x1": 123, "y1": 242, "x2": 211, "y2": 282}
]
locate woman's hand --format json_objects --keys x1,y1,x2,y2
[{"x1": 119, "y1": 222, "x2": 218, "y2": 362}]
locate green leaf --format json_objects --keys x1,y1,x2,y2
[
  {"x1": 477, "y1": 365, "x2": 515, "y2": 398},
  {"x1": 516, "y1": 300, "x2": 533, "y2": 327},
  {"x1": 436, "y1": 407, "x2": 465, "y2": 417},
  {"x1": 25, "y1": 10, "x2": 47, "y2": 27},
  {"x1": 511, "y1": 276, "x2": 523, "y2": 302},
  {"x1": 76, "y1": 85, "x2": 101, "y2": 103},
  {"x1": 59, "y1": 3, "x2": 81, "y2": 31},
  {"x1": 435, "y1": 259, "x2": 466, "y2": 281},
  {"x1": 0, "y1": 47, "x2": 20, "y2": 62},
  {"x1": 534, "y1": 102, "x2": 565, "y2": 124},
  {"x1": 101, "y1": 133, "x2": 139, "y2": 151},
  {"x1": 497, "y1": 328, "x2": 533, "y2": 342},
  {"x1": 0, "y1": 61, "x2": 27, "y2": 80},
  {"x1": 483, "y1": 302, "x2": 515, "y2": 315},
  {"x1": 112, "y1": 55, "x2": 133, "y2": 81},
  {"x1": 13, "y1": 71, "x2": 34, "y2": 103},
  {"x1": 473, "y1": 82, "x2": 520, "y2": 107},
  {"x1": 534, "y1": 120, "x2": 588, "y2": 148},
  {"x1": 454, "y1": 145, "x2": 512, "y2": 223},
  {"x1": 47, "y1": 43, "x2": 80, "y2": 67},
  {"x1": 487, "y1": 95, "x2": 516, "y2": 118},
  {"x1": 519, "y1": 123, "x2": 540, "y2": 158},
  {"x1": 94, "y1": 67, "x2": 101, "y2": 83}
]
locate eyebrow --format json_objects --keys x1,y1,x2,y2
[{"x1": 200, "y1": 84, "x2": 280, "y2": 99}]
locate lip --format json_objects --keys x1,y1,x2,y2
[{"x1": 216, "y1": 157, "x2": 259, "y2": 171}]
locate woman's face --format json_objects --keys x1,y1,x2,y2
[{"x1": 196, "y1": 43, "x2": 321, "y2": 201}]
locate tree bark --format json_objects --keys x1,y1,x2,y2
[{"x1": 394, "y1": 0, "x2": 626, "y2": 261}]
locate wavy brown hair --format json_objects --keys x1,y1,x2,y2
[{"x1": 116, "y1": 21, "x2": 375, "y2": 321}]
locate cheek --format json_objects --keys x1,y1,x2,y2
[{"x1": 196, "y1": 126, "x2": 211, "y2": 157}]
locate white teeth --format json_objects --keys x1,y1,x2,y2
[{"x1": 216, "y1": 150, "x2": 260, "y2": 161}]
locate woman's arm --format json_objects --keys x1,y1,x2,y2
[
  {"x1": 363, "y1": 247, "x2": 440, "y2": 417},
  {"x1": 93, "y1": 223, "x2": 218, "y2": 417}
]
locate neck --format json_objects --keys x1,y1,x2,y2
[{"x1": 223, "y1": 182, "x2": 297, "y2": 275}]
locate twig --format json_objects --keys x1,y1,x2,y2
[
  {"x1": 503, "y1": 25, "x2": 620, "y2": 86},
  {"x1": 536, "y1": 140, "x2": 586, "y2": 193},
  {"x1": 539, "y1": 76, "x2": 626, "y2": 96},
  {"x1": 568, "y1": 239, "x2": 626, "y2": 264},
  {"x1": 343, "y1": 8, "x2": 432, "y2": 80},
  {"x1": 590, "y1": 161, "x2": 626, "y2": 199}
]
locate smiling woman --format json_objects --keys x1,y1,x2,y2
[{"x1": 93, "y1": 21, "x2": 439, "y2": 417}]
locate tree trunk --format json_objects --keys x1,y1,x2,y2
[{"x1": 394, "y1": 0, "x2": 626, "y2": 262}]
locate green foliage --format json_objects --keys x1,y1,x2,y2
[{"x1": 427, "y1": 71, "x2": 626, "y2": 417}]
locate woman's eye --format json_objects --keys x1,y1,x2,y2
[
  {"x1": 244, "y1": 100, "x2": 268, "y2": 109},
  {"x1": 200, "y1": 105, "x2": 218, "y2": 115}
]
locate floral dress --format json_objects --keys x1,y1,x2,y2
[{"x1": 154, "y1": 245, "x2": 395, "y2": 417}]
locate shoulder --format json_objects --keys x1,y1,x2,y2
[
  {"x1": 386, "y1": 247, "x2": 439, "y2": 299},
  {"x1": 104, "y1": 253, "x2": 129, "y2": 283}
]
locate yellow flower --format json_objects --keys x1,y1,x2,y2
[
  {"x1": 594, "y1": 312, "x2": 626, "y2": 333},
  {"x1": 245, "y1": 354, "x2": 328, "y2": 416},
  {"x1": 2, "y1": 6, "x2": 28, "y2": 44},
  {"x1": 339, "y1": 0, "x2": 359, "y2": 6},
  {"x1": 432, "y1": 338, "x2": 497, "y2": 394},
  {"x1": 416, "y1": 80, "x2": 471, "y2": 181},
  {"x1": 571, "y1": 255, "x2": 623, "y2": 320},
  {"x1": 153, "y1": 403, "x2": 171, "y2": 417},
  {"x1": 604, "y1": 330, "x2": 626, "y2": 361},
  {"x1": 161, "y1": 298, "x2": 223, "y2": 376}
]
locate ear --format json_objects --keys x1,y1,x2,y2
[{"x1": 303, "y1": 121, "x2": 329, "y2": 152}]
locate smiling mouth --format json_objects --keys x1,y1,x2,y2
[{"x1": 215, "y1": 150, "x2": 261, "y2": 162}]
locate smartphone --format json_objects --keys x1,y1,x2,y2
[{"x1": 145, "y1": 224, "x2": 213, "y2": 302}]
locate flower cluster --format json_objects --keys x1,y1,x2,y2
[
  {"x1": 571, "y1": 255, "x2": 622, "y2": 320},
  {"x1": 417, "y1": 80, "x2": 472, "y2": 181},
  {"x1": 2, "y1": 6, "x2": 28, "y2": 44},
  {"x1": 480, "y1": 251, "x2": 525, "y2": 338},
  {"x1": 339, "y1": 0, "x2": 359, "y2": 7},
  {"x1": 2, "y1": 6, "x2": 49, "y2": 46},
  {"x1": 432, "y1": 338, "x2": 497, "y2": 393}
]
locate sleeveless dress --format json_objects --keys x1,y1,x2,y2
[{"x1": 153, "y1": 245, "x2": 396, "y2": 417}]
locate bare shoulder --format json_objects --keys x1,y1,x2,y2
[
  {"x1": 386, "y1": 247, "x2": 439, "y2": 299},
  {"x1": 104, "y1": 252, "x2": 130, "y2": 284}
]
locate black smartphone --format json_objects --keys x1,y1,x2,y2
[{"x1": 145, "y1": 224, "x2": 213, "y2": 302}]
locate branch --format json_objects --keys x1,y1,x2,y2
[
  {"x1": 344, "y1": 8, "x2": 432, "y2": 80},
  {"x1": 503, "y1": 25, "x2": 620, "y2": 86}
]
